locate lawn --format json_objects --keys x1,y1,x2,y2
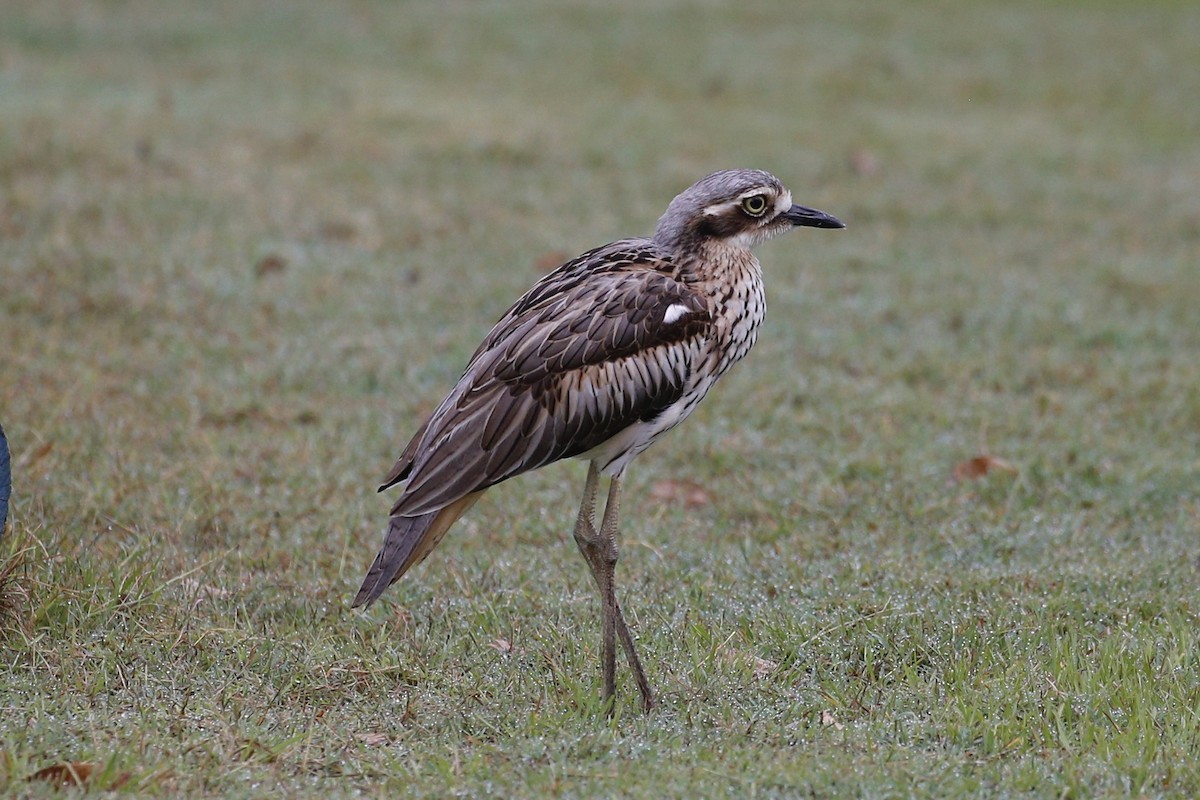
[{"x1": 2, "y1": 0, "x2": 1199, "y2": 796}]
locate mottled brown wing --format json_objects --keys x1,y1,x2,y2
[
  {"x1": 377, "y1": 240, "x2": 652, "y2": 494},
  {"x1": 385, "y1": 241, "x2": 711, "y2": 517}
]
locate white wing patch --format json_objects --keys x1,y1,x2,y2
[{"x1": 663, "y1": 303, "x2": 691, "y2": 325}]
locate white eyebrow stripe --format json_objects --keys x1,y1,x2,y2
[
  {"x1": 701, "y1": 200, "x2": 734, "y2": 217},
  {"x1": 663, "y1": 303, "x2": 691, "y2": 325}
]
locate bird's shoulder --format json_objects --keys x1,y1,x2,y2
[
  {"x1": 377, "y1": 239, "x2": 709, "y2": 497},
  {"x1": 505, "y1": 238, "x2": 676, "y2": 314},
  {"x1": 470, "y1": 238, "x2": 711, "y2": 379}
]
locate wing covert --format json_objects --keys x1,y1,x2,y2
[{"x1": 386, "y1": 244, "x2": 711, "y2": 517}]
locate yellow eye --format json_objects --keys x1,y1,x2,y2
[{"x1": 741, "y1": 194, "x2": 769, "y2": 217}]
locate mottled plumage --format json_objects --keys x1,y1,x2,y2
[{"x1": 355, "y1": 169, "x2": 844, "y2": 712}]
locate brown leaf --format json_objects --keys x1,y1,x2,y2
[
  {"x1": 717, "y1": 647, "x2": 777, "y2": 680},
  {"x1": 750, "y1": 655, "x2": 778, "y2": 679},
  {"x1": 254, "y1": 253, "x2": 287, "y2": 278},
  {"x1": 649, "y1": 479, "x2": 712, "y2": 509},
  {"x1": 29, "y1": 762, "x2": 94, "y2": 786},
  {"x1": 950, "y1": 454, "x2": 1017, "y2": 483},
  {"x1": 490, "y1": 636, "x2": 522, "y2": 656},
  {"x1": 28, "y1": 440, "x2": 54, "y2": 466}
]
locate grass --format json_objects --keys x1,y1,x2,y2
[{"x1": 2, "y1": 0, "x2": 1199, "y2": 796}]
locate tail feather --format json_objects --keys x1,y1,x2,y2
[
  {"x1": 352, "y1": 491, "x2": 483, "y2": 608},
  {"x1": 352, "y1": 511, "x2": 439, "y2": 608}
]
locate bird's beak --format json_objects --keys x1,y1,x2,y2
[{"x1": 782, "y1": 204, "x2": 845, "y2": 229}]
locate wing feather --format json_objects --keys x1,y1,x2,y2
[{"x1": 382, "y1": 239, "x2": 711, "y2": 517}]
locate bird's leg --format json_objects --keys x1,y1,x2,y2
[
  {"x1": 596, "y1": 473, "x2": 655, "y2": 713},
  {"x1": 595, "y1": 476, "x2": 621, "y2": 711},
  {"x1": 572, "y1": 464, "x2": 654, "y2": 713},
  {"x1": 572, "y1": 463, "x2": 617, "y2": 711},
  {"x1": 615, "y1": 597, "x2": 654, "y2": 712}
]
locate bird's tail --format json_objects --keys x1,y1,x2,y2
[{"x1": 352, "y1": 491, "x2": 483, "y2": 608}]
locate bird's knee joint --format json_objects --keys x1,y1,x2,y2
[{"x1": 573, "y1": 524, "x2": 598, "y2": 549}]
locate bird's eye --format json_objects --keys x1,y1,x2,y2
[{"x1": 741, "y1": 194, "x2": 769, "y2": 217}]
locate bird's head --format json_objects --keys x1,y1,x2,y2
[{"x1": 653, "y1": 168, "x2": 844, "y2": 253}]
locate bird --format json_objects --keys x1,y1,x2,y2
[{"x1": 353, "y1": 168, "x2": 844, "y2": 713}]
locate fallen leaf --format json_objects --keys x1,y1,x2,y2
[
  {"x1": 29, "y1": 762, "x2": 94, "y2": 786},
  {"x1": 950, "y1": 454, "x2": 1017, "y2": 483},
  {"x1": 717, "y1": 647, "x2": 778, "y2": 679},
  {"x1": 491, "y1": 636, "x2": 521, "y2": 656},
  {"x1": 750, "y1": 655, "x2": 778, "y2": 679},
  {"x1": 28, "y1": 440, "x2": 54, "y2": 466},
  {"x1": 820, "y1": 709, "x2": 844, "y2": 729},
  {"x1": 649, "y1": 479, "x2": 712, "y2": 509},
  {"x1": 254, "y1": 253, "x2": 287, "y2": 278}
]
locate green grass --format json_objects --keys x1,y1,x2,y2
[{"x1": 3, "y1": 0, "x2": 1200, "y2": 796}]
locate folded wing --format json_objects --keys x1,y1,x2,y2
[{"x1": 384, "y1": 241, "x2": 712, "y2": 517}]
